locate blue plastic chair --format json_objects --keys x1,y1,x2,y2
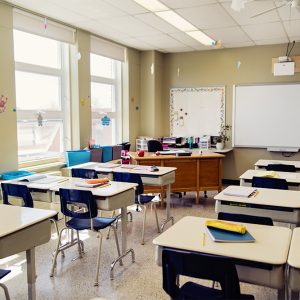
[
  {"x1": 252, "y1": 176, "x2": 288, "y2": 190},
  {"x1": 1, "y1": 182, "x2": 60, "y2": 235},
  {"x1": 0, "y1": 269, "x2": 11, "y2": 300},
  {"x1": 113, "y1": 172, "x2": 160, "y2": 245},
  {"x1": 266, "y1": 164, "x2": 296, "y2": 173},
  {"x1": 218, "y1": 212, "x2": 273, "y2": 226},
  {"x1": 162, "y1": 248, "x2": 254, "y2": 300},
  {"x1": 71, "y1": 168, "x2": 97, "y2": 179},
  {"x1": 50, "y1": 188, "x2": 122, "y2": 286}
]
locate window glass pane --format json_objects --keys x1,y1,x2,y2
[
  {"x1": 14, "y1": 30, "x2": 61, "y2": 68},
  {"x1": 91, "y1": 82, "x2": 114, "y2": 110},
  {"x1": 15, "y1": 71, "x2": 61, "y2": 110},
  {"x1": 92, "y1": 118, "x2": 115, "y2": 145},
  {"x1": 17, "y1": 121, "x2": 63, "y2": 162},
  {"x1": 90, "y1": 53, "x2": 114, "y2": 78}
]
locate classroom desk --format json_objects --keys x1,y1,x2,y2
[
  {"x1": 0, "y1": 204, "x2": 56, "y2": 300},
  {"x1": 153, "y1": 216, "x2": 292, "y2": 298},
  {"x1": 287, "y1": 227, "x2": 300, "y2": 300},
  {"x1": 129, "y1": 151, "x2": 224, "y2": 204},
  {"x1": 215, "y1": 185, "x2": 300, "y2": 225},
  {"x1": 49, "y1": 179, "x2": 136, "y2": 258},
  {"x1": 239, "y1": 169, "x2": 300, "y2": 189},
  {"x1": 255, "y1": 159, "x2": 300, "y2": 171},
  {"x1": 62, "y1": 163, "x2": 176, "y2": 230}
]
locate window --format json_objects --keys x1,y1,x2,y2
[
  {"x1": 14, "y1": 30, "x2": 70, "y2": 162},
  {"x1": 90, "y1": 53, "x2": 122, "y2": 145}
]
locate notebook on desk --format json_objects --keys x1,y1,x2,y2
[
  {"x1": 223, "y1": 186, "x2": 257, "y2": 198},
  {"x1": 206, "y1": 227, "x2": 255, "y2": 243}
]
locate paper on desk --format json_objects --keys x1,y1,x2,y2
[
  {"x1": 255, "y1": 171, "x2": 277, "y2": 178},
  {"x1": 28, "y1": 178, "x2": 69, "y2": 189},
  {"x1": 223, "y1": 186, "x2": 257, "y2": 198}
]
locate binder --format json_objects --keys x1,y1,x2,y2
[{"x1": 206, "y1": 227, "x2": 255, "y2": 243}]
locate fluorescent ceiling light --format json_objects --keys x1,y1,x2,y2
[
  {"x1": 155, "y1": 10, "x2": 197, "y2": 32},
  {"x1": 231, "y1": 0, "x2": 246, "y2": 12},
  {"x1": 132, "y1": 0, "x2": 168, "y2": 12},
  {"x1": 186, "y1": 31, "x2": 216, "y2": 46}
]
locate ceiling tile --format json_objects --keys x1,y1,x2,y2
[
  {"x1": 138, "y1": 34, "x2": 187, "y2": 49},
  {"x1": 277, "y1": 4, "x2": 300, "y2": 21},
  {"x1": 162, "y1": 46, "x2": 195, "y2": 53},
  {"x1": 100, "y1": 15, "x2": 161, "y2": 36},
  {"x1": 160, "y1": 0, "x2": 217, "y2": 9},
  {"x1": 204, "y1": 26, "x2": 251, "y2": 44},
  {"x1": 118, "y1": 37, "x2": 154, "y2": 50},
  {"x1": 242, "y1": 22, "x2": 287, "y2": 41},
  {"x1": 176, "y1": 3, "x2": 237, "y2": 29},
  {"x1": 222, "y1": 41, "x2": 255, "y2": 48},
  {"x1": 104, "y1": 0, "x2": 148, "y2": 14},
  {"x1": 135, "y1": 13, "x2": 180, "y2": 34},
  {"x1": 283, "y1": 20, "x2": 300, "y2": 37},
  {"x1": 221, "y1": 0, "x2": 280, "y2": 26},
  {"x1": 254, "y1": 37, "x2": 289, "y2": 45},
  {"x1": 169, "y1": 32, "x2": 208, "y2": 48}
]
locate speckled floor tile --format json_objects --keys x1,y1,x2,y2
[{"x1": 0, "y1": 191, "x2": 278, "y2": 299}]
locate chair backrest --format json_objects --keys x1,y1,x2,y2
[
  {"x1": 1, "y1": 183, "x2": 33, "y2": 207},
  {"x1": 162, "y1": 248, "x2": 242, "y2": 299},
  {"x1": 71, "y1": 168, "x2": 97, "y2": 179},
  {"x1": 218, "y1": 212, "x2": 273, "y2": 226},
  {"x1": 252, "y1": 176, "x2": 288, "y2": 190},
  {"x1": 113, "y1": 172, "x2": 144, "y2": 196},
  {"x1": 266, "y1": 163, "x2": 296, "y2": 172},
  {"x1": 59, "y1": 188, "x2": 98, "y2": 219},
  {"x1": 147, "y1": 140, "x2": 163, "y2": 152}
]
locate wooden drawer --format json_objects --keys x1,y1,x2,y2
[{"x1": 199, "y1": 159, "x2": 220, "y2": 188}]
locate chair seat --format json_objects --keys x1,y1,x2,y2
[
  {"x1": 135, "y1": 194, "x2": 155, "y2": 205},
  {"x1": 66, "y1": 217, "x2": 116, "y2": 231},
  {"x1": 0, "y1": 269, "x2": 10, "y2": 279}
]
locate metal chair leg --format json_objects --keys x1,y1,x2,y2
[
  {"x1": 141, "y1": 204, "x2": 147, "y2": 245},
  {"x1": 94, "y1": 232, "x2": 103, "y2": 287},
  {"x1": 76, "y1": 230, "x2": 83, "y2": 258},
  {"x1": 50, "y1": 227, "x2": 67, "y2": 277},
  {"x1": 106, "y1": 210, "x2": 116, "y2": 239},
  {"x1": 50, "y1": 218, "x2": 65, "y2": 257},
  {"x1": 153, "y1": 203, "x2": 160, "y2": 233},
  {"x1": 111, "y1": 225, "x2": 123, "y2": 268},
  {"x1": 0, "y1": 283, "x2": 11, "y2": 300}
]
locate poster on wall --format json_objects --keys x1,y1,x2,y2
[{"x1": 170, "y1": 87, "x2": 225, "y2": 137}]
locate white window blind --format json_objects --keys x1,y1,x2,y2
[
  {"x1": 90, "y1": 36, "x2": 125, "y2": 62},
  {"x1": 13, "y1": 9, "x2": 76, "y2": 44}
]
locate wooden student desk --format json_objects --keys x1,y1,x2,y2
[
  {"x1": 215, "y1": 185, "x2": 300, "y2": 225},
  {"x1": 239, "y1": 169, "x2": 300, "y2": 189},
  {"x1": 129, "y1": 151, "x2": 224, "y2": 204},
  {"x1": 255, "y1": 159, "x2": 300, "y2": 171},
  {"x1": 0, "y1": 204, "x2": 56, "y2": 300},
  {"x1": 153, "y1": 216, "x2": 292, "y2": 299}
]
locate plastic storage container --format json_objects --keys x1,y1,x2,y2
[
  {"x1": 65, "y1": 150, "x2": 91, "y2": 167},
  {"x1": 1, "y1": 170, "x2": 34, "y2": 180}
]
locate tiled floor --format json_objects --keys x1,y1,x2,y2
[{"x1": 0, "y1": 192, "x2": 278, "y2": 300}]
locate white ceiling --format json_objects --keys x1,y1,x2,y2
[{"x1": 5, "y1": 0, "x2": 300, "y2": 52}]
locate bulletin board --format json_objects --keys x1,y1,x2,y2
[{"x1": 170, "y1": 87, "x2": 225, "y2": 137}]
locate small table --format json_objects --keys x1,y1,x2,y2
[
  {"x1": 255, "y1": 159, "x2": 300, "y2": 171},
  {"x1": 288, "y1": 227, "x2": 300, "y2": 300},
  {"x1": 153, "y1": 216, "x2": 292, "y2": 299},
  {"x1": 239, "y1": 169, "x2": 300, "y2": 189},
  {"x1": 0, "y1": 204, "x2": 56, "y2": 300},
  {"x1": 215, "y1": 185, "x2": 300, "y2": 225}
]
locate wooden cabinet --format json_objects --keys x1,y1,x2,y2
[{"x1": 129, "y1": 151, "x2": 224, "y2": 204}]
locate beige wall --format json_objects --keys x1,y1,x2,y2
[
  {"x1": 0, "y1": 3, "x2": 18, "y2": 172},
  {"x1": 162, "y1": 44, "x2": 300, "y2": 179}
]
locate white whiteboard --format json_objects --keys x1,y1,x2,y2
[
  {"x1": 233, "y1": 83, "x2": 300, "y2": 148},
  {"x1": 170, "y1": 87, "x2": 225, "y2": 137}
]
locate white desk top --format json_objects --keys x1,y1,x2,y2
[
  {"x1": 215, "y1": 185, "x2": 300, "y2": 208},
  {"x1": 153, "y1": 216, "x2": 291, "y2": 265},
  {"x1": 67, "y1": 162, "x2": 176, "y2": 176},
  {"x1": 288, "y1": 228, "x2": 300, "y2": 268},
  {"x1": 0, "y1": 204, "x2": 56, "y2": 238},
  {"x1": 50, "y1": 178, "x2": 137, "y2": 197},
  {"x1": 255, "y1": 159, "x2": 300, "y2": 168},
  {"x1": 240, "y1": 169, "x2": 300, "y2": 184}
]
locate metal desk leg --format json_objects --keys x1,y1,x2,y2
[
  {"x1": 240, "y1": 178, "x2": 245, "y2": 186},
  {"x1": 26, "y1": 248, "x2": 36, "y2": 300},
  {"x1": 161, "y1": 184, "x2": 174, "y2": 232},
  {"x1": 110, "y1": 206, "x2": 135, "y2": 279}
]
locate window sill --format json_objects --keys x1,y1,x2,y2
[{"x1": 19, "y1": 157, "x2": 66, "y2": 174}]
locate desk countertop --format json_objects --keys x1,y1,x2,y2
[
  {"x1": 0, "y1": 205, "x2": 56, "y2": 238},
  {"x1": 153, "y1": 216, "x2": 291, "y2": 265}
]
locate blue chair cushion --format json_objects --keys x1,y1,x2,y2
[
  {"x1": 0, "y1": 269, "x2": 10, "y2": 279},
  {"x1": 136, "y1": 194, "x2": 155, "y2": 205},
  {"x1": 66, "y1": 217, "x2": 116, "y2": 231}
]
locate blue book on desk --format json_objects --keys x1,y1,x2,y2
[{"x1": 206, "y1": 227, "x2": 255, "y2": 243}]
